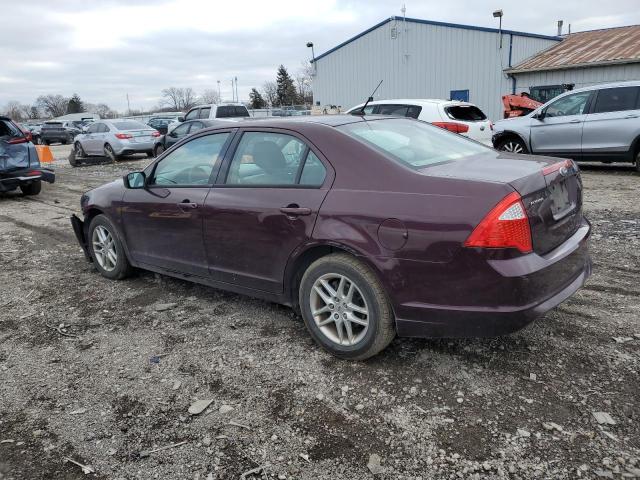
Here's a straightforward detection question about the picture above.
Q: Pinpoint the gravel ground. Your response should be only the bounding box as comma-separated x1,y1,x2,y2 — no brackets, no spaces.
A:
0,146,638,480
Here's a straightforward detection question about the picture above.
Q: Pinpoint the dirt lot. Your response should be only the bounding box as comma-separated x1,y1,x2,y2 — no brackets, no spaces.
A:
0,146,638,480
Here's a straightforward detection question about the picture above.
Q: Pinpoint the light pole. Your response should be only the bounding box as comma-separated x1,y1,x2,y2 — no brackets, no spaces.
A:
306,41,316,75
493,10,503,49
217,80,221,102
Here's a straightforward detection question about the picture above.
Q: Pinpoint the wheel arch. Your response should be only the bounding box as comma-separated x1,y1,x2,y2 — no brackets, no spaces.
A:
284,241,391,314
84,208,134,265
494,130,529,151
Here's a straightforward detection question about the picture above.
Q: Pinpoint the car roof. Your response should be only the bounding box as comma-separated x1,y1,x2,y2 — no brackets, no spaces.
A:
569,80,640,93
198,103,247,108
196,115,403,133
347,98,482,111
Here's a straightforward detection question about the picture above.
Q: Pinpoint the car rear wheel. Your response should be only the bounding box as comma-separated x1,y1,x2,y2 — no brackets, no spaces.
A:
299,253,395,360
497,137,528,154
20,180,41,196
88,215,133,280
104,143,118,163
635,150,640,173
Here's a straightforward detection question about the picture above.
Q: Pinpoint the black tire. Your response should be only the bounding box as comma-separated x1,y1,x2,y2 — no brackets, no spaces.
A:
74,142,87,158
104,143,118,163
68,150,78,167
154,144,164,157
87,215,133,280
20,180,42,196
496,137,528,154
299,253,396,360
61,139,67,145
634,150,640,174
146,150,154,158
44,140,51,146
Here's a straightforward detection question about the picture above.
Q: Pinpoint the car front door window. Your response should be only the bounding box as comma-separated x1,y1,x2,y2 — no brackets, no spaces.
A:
545,92,591,118
184,109,199,121
151,133,230,186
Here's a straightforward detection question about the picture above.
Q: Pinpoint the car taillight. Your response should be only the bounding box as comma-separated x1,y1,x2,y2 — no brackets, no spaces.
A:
27,170,41,176
432,122,470,134
542,159,573,176
489,122,494,131
7,136,29,144
152,131,161,137
464,191,532,253
115,133,132,139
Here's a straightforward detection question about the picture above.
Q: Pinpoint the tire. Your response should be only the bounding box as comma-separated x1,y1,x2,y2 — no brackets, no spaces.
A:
497,137,528,154
61,139,67,145
87,215,133,280
635,150,640,174
68,150,78,167
20,180,41,196
299,253,396,360
154,144,164,157
104,143,118,163
44,140,51,146
146,151,154,158
74,142,87,158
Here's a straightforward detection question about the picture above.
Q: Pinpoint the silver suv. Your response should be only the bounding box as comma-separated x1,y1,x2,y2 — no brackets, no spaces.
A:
493,81,640,171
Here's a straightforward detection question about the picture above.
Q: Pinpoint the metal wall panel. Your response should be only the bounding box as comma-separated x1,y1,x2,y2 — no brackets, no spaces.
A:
512,64,640,92
312,20,558,121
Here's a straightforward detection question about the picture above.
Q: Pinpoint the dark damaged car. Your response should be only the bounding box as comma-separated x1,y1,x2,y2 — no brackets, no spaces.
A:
0,116,55,196
71,115,591,360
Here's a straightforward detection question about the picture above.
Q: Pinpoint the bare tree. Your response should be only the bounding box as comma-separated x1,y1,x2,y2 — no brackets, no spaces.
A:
295,61,314,106
200,89,221,105
3,101,24,121
36,94,69,118
160,87,199,111
262,81,277,107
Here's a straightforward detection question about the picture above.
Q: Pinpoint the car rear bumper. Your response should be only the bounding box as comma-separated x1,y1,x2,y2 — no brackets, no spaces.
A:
392,218,592,338
113,141,154,155
0,167,55,192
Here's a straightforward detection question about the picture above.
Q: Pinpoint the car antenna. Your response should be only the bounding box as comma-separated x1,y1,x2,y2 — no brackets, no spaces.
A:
358,80,383,115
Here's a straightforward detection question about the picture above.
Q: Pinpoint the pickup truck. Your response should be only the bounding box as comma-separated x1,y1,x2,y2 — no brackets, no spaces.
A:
0,116,55,195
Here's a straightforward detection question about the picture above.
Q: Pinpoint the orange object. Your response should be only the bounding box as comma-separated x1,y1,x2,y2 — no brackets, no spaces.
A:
501,93,543,119
35,145,54,163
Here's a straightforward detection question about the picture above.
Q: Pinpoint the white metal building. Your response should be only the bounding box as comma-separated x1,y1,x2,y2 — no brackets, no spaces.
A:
311,16,561,121
506,25,640,99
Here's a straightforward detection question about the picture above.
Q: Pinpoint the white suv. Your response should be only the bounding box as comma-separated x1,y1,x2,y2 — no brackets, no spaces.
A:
180,103,251,122
346,99,493,145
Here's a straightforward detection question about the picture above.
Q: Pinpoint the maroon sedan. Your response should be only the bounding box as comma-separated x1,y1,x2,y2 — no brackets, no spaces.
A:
71,115,591,359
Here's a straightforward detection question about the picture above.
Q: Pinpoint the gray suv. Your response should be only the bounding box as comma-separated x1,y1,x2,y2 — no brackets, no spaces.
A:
493,81,640,171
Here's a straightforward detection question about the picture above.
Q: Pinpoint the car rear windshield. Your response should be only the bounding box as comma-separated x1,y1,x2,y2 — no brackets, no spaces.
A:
338,118,489,169
42,122,63,129
0,120,21,138
445,105,487,121
216,106,250,118
113,121,148,130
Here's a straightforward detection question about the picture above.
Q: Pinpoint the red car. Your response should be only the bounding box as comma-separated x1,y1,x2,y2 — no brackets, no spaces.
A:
71,116,591,359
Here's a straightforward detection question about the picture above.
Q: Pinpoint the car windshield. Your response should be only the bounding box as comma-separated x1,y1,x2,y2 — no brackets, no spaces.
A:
43,122,62,128
113,121,148,130
338,118,489,169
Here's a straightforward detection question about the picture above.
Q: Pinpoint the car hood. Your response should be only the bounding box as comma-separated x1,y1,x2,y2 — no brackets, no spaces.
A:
82,179,125,211
493,115,532,132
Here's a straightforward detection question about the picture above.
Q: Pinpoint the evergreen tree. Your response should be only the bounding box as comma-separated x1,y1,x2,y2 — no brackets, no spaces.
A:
249,88,266,109
275,65,298,106
67,93,85,114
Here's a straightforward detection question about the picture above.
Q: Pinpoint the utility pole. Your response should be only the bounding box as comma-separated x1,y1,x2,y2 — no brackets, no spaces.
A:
217,80,221,102
235,77,239,103
126,93,131,115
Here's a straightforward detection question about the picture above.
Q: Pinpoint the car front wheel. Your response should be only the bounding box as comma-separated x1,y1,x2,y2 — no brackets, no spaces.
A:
88,215,133,280
20,180,41,196
497,137,528,154
299,253,395,360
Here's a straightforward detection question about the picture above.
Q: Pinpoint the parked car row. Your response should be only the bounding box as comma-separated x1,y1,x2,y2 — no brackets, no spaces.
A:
73,120,160,163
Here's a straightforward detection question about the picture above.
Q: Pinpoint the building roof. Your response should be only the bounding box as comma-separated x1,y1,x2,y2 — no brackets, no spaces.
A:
312,16,560,63
506,24,640,73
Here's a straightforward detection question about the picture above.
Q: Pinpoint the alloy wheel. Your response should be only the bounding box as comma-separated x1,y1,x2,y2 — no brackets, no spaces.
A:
92,225,117,272
309,273,369,346
502,141,524,153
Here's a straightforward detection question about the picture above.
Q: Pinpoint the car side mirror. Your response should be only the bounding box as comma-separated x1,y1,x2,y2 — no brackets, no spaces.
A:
533,110,545,120
168,131,177,138
124,171,146,189
178,116,185,122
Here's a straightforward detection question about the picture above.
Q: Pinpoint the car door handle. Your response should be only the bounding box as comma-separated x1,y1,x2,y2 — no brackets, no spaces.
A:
280,206,312,216
625,114,639,118
177,200,198,210
569,119,581,123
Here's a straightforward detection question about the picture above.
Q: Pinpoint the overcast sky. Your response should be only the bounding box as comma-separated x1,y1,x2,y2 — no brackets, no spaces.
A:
1,0,638,112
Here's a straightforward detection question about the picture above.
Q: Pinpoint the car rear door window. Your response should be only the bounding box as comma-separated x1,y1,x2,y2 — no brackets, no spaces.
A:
592,87,640,114
188,121,204,133
378,104,409,116
299,151,326,186
225,132,309,186
151,133,230,186
199,107,211,119
99,124,110,133
86,123,99,133
172,123,191,137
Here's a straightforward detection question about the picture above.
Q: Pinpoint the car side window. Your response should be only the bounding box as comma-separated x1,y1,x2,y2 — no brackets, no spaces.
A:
184,109,199,121
87,123,99,133
545,92,591,118
100,124,111,133
189,121,204,133
592,87,640,114
199,107,211,119
172,123,191,137
378,104,410,116
350,105,375,115
299,151,327,186
225,132,308,186
151,133,229,187
406,105,422,119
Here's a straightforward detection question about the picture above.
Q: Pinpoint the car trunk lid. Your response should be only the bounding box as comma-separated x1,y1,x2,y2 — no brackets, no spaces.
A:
423,152,583,254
